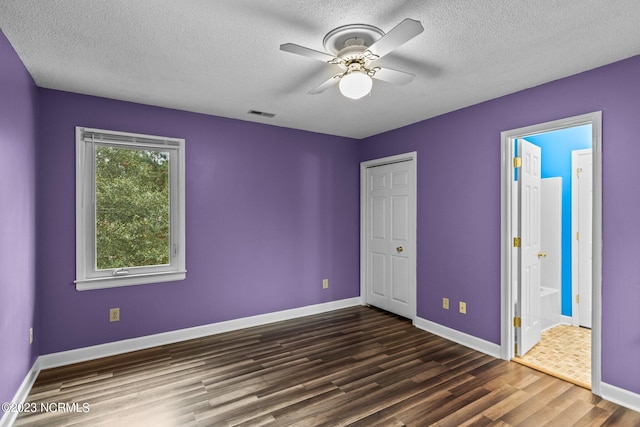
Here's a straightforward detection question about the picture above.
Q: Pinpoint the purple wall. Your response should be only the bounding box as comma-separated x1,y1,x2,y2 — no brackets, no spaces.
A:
0,32,38,411
361,55,640,394
37,90,361,354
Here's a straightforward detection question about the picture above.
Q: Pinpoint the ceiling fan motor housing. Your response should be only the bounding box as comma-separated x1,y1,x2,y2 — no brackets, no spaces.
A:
323,24,385,54
336,45,371,70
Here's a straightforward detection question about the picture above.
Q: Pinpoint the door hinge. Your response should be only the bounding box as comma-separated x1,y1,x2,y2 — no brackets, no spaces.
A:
513,157,522,168
576,294,580,304
513,316,521,328
576,232,580,241
515,343,518,356
577,167,583,178
513,237,521,248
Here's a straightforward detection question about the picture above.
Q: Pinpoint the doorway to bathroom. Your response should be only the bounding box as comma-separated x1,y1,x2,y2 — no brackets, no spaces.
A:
500,112,602,394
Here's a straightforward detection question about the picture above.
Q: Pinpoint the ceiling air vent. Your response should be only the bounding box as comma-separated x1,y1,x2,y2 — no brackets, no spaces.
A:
248,110,276,118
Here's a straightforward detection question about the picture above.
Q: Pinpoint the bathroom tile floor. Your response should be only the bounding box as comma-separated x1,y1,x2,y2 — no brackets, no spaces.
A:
513,324,591,388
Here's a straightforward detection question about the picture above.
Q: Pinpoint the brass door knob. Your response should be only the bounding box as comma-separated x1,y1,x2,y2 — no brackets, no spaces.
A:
396,246,404,252
537,252,547,258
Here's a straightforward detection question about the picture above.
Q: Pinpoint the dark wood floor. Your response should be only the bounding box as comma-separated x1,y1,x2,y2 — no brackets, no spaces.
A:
14,306,640,426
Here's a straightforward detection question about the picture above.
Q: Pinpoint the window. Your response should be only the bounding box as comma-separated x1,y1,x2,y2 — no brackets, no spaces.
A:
75,127,185,290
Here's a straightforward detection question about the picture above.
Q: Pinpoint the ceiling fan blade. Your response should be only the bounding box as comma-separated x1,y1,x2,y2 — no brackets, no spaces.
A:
367,18,424,59
379,52,442,78
372,67,415,86
280,43,337,63
308,73,342,94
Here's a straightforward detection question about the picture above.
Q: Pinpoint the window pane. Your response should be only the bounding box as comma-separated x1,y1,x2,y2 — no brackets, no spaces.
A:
95,146,170,270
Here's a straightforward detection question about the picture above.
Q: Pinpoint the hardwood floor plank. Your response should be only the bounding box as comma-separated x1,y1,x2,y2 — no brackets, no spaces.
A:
572,405,615,427
541,399,596,426
546,384,598,411
268,382,377,426
430,384,521,427
303,379,427,426
601,406,640,426
13,306,640,426
407,387,492,426
345,386,453,427
480,388,531,421
499,379,574,425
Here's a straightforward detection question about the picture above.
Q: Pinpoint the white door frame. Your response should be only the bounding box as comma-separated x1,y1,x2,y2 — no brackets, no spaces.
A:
360,152,417,321
500,112,602,395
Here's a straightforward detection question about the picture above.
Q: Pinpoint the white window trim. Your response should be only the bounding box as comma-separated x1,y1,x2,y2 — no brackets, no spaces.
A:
75,127,186,291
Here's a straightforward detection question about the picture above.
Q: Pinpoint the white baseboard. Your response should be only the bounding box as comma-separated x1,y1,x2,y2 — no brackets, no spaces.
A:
413,316,502,359
39,297,362,370
0,359,41,427
5,302,640,423
413,318,640,414
601,382,640,413
1,297,359,426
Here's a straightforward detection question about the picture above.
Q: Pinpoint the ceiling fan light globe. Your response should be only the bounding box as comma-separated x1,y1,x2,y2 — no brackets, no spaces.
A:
339,71,372,99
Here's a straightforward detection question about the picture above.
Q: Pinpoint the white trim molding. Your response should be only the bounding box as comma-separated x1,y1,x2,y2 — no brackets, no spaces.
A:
75,126,186,291
38,297,362,370
500,111,602,395
414,316,502,359
601,382,640,413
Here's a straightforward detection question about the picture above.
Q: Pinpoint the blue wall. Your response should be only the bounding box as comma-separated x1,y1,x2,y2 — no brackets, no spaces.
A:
524,125,592,316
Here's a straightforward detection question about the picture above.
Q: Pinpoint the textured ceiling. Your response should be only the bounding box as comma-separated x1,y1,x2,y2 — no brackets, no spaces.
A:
1,0,640,139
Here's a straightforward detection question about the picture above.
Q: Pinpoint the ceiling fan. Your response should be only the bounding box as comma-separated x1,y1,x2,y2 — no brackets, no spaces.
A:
280,18,424,100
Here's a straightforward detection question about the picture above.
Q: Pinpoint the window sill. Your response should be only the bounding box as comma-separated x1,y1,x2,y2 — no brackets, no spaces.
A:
75,271,186,291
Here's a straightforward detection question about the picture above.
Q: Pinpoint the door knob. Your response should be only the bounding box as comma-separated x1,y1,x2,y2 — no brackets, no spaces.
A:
537,252,547,258
396,246,404,252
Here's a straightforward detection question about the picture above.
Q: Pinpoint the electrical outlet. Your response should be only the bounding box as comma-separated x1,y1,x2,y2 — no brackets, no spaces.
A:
29,327,33,345
442,298,449,310
109,308,120,322
459,301,467,314
322,279,329,289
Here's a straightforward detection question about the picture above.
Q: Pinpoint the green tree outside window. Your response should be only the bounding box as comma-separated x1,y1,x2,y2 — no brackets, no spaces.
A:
95,146,170,270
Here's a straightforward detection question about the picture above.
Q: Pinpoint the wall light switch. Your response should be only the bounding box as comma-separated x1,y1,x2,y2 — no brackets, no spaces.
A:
29,327,33,344
442,298,449,310
322,279,329,289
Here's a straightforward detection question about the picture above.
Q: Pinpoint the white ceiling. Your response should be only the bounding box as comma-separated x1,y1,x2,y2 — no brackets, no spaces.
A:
2,1,640,139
